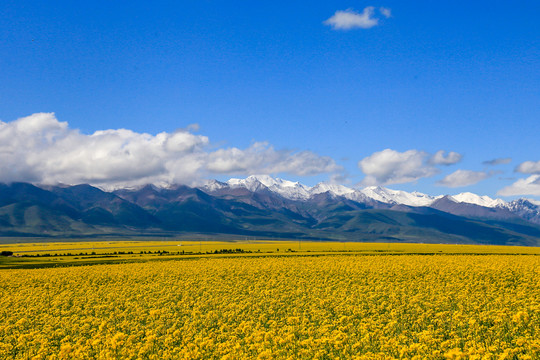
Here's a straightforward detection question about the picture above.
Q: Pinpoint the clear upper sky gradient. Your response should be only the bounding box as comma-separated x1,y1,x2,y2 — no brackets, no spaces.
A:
1,1,539,199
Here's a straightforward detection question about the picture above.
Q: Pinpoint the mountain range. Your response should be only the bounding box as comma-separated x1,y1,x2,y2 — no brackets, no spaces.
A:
1,175,539,246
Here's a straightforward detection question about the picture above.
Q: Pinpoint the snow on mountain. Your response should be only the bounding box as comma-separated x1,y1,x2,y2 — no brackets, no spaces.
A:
447,193,540,225
202,179,228,192
450,192,506,208
504,198,537,211
311,183,355,197
500,198,540,224
358,186,440,207
224,176,440,206
207,176,470,207
227,175,311,200
201,176,540,224
225,176,371,202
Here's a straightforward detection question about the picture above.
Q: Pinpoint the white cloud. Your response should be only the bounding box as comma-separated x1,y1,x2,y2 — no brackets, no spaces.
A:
358,149,439,185
498,175,540,196
483,157,512,166
0,113,341,189
430,150,463,165
436,170,491,188
206,142,341,176
380,7,392,18
515,160,540,174
324,7,379,30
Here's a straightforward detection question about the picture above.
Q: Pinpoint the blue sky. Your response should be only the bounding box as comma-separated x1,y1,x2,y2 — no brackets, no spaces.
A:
1,1,539,198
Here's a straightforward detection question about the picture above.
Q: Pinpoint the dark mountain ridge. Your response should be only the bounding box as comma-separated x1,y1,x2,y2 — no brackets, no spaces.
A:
0,182,538,246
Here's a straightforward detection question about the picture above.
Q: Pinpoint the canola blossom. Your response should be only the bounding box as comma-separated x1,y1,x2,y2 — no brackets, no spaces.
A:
1,255,539,359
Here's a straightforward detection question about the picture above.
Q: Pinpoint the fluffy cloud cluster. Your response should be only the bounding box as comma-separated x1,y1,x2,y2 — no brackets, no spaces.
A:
0,113,341,189
358,149,462,186
437,170,491,188
430,150,462,166
497,160,540,196
516,160,540,174
207,143,338,176
498,175,540,196
324,6,391,30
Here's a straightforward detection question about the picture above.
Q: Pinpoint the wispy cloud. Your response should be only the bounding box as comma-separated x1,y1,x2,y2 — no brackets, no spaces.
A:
324,6,390,30
437,170,491,188
379,7,392,18
483,157,512,166
0,113,342,189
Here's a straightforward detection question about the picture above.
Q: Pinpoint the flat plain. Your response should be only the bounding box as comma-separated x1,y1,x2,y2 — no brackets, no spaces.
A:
1,240,539,359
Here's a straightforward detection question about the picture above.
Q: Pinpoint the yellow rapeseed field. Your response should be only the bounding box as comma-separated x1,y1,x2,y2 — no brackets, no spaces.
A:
1,254,539,359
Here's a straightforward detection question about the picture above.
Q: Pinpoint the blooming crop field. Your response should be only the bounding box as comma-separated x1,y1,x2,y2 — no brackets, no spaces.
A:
3,240,540,270
1,254,539,359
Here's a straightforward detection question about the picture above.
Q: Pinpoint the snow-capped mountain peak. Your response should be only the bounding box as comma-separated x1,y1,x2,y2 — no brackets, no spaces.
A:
449,192,506,208
211,176,444,207
227,175,311,200
199,176,540,225
310,183,355,197
202,179,228,192
359,186,438,207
